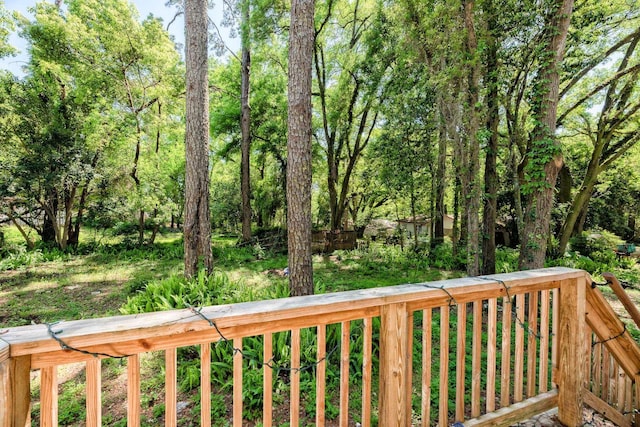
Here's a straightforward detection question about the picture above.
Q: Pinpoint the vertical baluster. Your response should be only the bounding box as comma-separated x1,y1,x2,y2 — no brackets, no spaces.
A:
86,358,101,427
128,354,141,427
610,359,619,407
539,289,550,392
487,298,497,412
455,303,467,422
592,343,602,397
471,300,482,417
634,374,639,427
166,348,177,427
500,296,512,408
602,347,610,403
624,374,632,422
551,288,559,388
439,306,450,427
340,321,350,427
290,330,300,427
514,293,526,402
422,308,432,427
406,312,414,421
617,369,626,411
527,291,539,398
316,327,325,426
362,318,373,427
40,366,58,427
234,337,243,427
201,343,211,427
264,332,273,427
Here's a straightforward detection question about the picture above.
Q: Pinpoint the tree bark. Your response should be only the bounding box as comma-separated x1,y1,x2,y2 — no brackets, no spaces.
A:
518,0,574,270
287,0,315,296
184,0,213,278
432,110,447,249
481,3,499,275
240,0,252,243
464,0,481,276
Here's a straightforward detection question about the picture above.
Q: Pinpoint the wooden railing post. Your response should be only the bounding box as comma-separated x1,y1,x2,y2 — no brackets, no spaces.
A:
0,341,31,427
557,276,587,426
379,302,410,427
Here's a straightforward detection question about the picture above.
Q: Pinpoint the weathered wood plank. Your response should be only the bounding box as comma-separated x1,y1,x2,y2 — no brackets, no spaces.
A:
463,390,558,427
557,276,587,427
3,268,584,359
551,288,559,388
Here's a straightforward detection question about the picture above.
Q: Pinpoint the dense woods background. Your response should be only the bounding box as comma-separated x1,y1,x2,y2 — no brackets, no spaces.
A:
1,0,640,285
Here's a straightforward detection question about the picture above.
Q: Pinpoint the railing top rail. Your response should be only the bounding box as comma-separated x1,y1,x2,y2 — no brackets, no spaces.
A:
1,267,585,362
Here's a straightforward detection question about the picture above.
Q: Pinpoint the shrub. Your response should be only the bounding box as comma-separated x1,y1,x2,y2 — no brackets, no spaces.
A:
569,230,623,258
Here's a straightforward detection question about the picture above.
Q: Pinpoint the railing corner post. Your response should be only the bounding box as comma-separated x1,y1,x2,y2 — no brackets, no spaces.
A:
0,342,31,427
557,275,587,427
379,302,411,427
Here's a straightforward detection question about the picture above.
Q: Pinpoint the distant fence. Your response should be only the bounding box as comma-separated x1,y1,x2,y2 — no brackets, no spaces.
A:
312,230,357,253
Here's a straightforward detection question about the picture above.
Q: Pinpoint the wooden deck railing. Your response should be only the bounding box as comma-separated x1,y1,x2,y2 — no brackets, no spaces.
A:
0,267,638,426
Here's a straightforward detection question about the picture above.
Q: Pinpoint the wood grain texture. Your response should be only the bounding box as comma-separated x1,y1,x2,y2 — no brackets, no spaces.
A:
464,390,558,427
200,343,211,427
557,277,586,427
127,354,140,427
264,333,273,427
3,268,584,360
471,301,482,417
422,308,432,427
455,303,467,421
41,366,58,427
0,354,30,427
315,327,325,427
165,347,177,427
379,303,409,427
440,306,451,426
340,322,350,427
500,296,512,408
233,338,243,427
487,298,498,412
86,359,101,427
362,318,373,427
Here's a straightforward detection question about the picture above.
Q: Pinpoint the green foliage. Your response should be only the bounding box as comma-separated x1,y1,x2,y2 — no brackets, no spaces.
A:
568,230,623,259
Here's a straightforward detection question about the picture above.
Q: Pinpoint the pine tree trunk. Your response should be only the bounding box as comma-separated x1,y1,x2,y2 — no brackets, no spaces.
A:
286,0,315,296
184,0,213,278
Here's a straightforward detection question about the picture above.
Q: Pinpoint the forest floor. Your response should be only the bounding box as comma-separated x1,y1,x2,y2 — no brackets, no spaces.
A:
1,229,639,426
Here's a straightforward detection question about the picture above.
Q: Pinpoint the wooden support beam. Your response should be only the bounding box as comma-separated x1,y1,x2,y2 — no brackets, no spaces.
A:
0,346,31,427
464,390,558,427
379,303,410,427
557,276,587,426
584,390,632,427
602,273,640,329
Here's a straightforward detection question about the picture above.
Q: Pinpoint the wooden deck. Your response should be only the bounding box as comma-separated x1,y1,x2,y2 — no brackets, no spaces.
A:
1,267,638,426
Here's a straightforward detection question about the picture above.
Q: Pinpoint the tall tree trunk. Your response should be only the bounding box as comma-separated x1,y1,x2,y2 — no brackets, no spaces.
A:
481,6,499,275
518,0,574,270
184,0,213,278
240,0,253,243
287,0,315,296
433,111,447,249
464,0,481,276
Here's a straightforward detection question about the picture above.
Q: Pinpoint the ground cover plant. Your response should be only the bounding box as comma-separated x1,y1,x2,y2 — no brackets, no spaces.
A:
1,226,639,425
